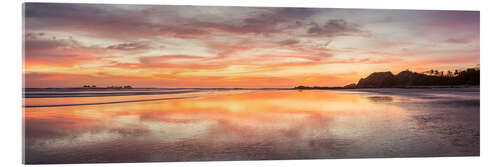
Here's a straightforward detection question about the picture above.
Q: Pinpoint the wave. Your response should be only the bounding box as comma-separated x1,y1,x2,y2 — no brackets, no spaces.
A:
23,89,260,108
23,88,290,98
23,96,199,108
24,90,200,98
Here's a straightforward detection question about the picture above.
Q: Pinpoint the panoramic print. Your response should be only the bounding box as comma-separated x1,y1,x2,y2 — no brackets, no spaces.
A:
23,3,479,164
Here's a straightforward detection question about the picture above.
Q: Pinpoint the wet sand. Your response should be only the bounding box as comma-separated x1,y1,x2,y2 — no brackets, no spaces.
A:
23,88,479,164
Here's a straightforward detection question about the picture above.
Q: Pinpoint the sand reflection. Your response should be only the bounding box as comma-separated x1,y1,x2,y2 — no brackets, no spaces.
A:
24,90,423,163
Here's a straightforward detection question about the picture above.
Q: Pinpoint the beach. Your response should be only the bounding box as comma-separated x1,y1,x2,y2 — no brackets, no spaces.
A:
23,88,479,164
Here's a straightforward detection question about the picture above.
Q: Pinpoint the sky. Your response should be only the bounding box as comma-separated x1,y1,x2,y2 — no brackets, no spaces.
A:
23,3,479,88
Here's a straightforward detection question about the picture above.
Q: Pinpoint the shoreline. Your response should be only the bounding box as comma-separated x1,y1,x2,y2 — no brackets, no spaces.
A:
23,88,479,108
293,85,479,90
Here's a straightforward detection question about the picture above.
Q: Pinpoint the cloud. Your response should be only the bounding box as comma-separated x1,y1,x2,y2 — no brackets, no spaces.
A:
24,3,210,39
139,55,206,64
237,8,317,33
24,32,80,52
188,8,318,35
25,38,67,52
24,3,361,41
392,55,480,68
443,37,472,44
279,39,300,46
24,4,322,40
307,19,361,37
425,11,479,30
106,42,151,51
24,36,98,65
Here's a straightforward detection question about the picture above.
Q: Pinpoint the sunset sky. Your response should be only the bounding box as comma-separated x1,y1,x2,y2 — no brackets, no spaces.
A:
23,3,479,88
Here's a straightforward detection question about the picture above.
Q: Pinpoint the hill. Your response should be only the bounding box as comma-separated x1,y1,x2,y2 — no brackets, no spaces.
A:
355,68,479,88
294,67,479,89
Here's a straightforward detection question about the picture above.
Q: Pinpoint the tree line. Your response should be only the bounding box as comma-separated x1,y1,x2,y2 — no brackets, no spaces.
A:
355,67,479,88
294,67,480,89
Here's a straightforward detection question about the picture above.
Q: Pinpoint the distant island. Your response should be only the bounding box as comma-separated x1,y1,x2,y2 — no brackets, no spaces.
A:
295,67,479,89
81,85,133,89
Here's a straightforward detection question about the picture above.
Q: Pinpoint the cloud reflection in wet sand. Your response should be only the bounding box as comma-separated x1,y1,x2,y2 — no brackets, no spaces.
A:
24,90,479,164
